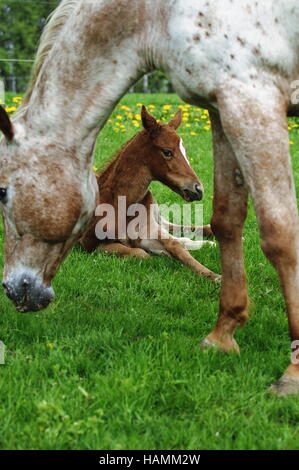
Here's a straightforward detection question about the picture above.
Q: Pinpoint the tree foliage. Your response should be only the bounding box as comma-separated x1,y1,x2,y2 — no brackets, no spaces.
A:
0,0,59,91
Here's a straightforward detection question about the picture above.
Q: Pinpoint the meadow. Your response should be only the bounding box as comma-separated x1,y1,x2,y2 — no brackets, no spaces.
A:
0,93,299,450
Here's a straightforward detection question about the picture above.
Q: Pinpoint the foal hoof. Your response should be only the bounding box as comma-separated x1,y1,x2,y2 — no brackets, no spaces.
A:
269,376,299,397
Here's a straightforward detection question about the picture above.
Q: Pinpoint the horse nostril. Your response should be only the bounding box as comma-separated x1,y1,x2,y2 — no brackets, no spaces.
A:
23,278,29,287
2,282,7,289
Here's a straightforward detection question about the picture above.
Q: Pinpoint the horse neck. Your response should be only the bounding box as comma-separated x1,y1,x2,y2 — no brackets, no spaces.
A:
18,0,167,170
99,132,153,206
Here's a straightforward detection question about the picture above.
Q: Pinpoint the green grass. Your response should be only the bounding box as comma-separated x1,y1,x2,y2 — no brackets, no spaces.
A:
1,93,299,450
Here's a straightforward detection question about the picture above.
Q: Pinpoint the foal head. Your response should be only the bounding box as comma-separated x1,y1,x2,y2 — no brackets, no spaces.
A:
141,106,203,202
0,106,97,312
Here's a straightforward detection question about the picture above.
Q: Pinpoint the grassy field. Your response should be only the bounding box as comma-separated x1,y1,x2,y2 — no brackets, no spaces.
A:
0,93,299,450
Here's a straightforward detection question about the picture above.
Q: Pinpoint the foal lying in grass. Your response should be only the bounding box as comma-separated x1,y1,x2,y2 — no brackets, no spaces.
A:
81,106,220,282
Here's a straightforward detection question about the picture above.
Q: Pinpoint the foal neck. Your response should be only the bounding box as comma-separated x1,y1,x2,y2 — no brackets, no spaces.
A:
99,132,153,206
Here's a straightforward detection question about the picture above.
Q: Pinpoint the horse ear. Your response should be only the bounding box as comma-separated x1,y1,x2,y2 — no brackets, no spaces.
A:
168,109,182,130
0,105,14,141
141,105,161,137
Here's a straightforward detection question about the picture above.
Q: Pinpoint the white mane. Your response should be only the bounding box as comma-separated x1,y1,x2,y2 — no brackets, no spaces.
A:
15,0,79,118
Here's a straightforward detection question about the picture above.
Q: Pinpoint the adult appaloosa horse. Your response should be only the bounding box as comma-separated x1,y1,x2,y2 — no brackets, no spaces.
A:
0,0,299,395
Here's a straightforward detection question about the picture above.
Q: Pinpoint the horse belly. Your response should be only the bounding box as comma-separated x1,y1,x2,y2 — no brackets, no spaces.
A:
165,0,299,107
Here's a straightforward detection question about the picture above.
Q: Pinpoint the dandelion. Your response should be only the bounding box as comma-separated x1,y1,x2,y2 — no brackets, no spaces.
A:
136,103,143,107
116,115,123,120
135,114,141,121
13,96,22,103
93,166,98,172
290,140,295,145
47,343,55,349
163,105,171,110
5,106,16,113
190,131,196,136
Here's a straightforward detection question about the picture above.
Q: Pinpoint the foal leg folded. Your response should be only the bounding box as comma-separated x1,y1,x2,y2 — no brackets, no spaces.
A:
215,81,299,395
98,242,150,259
201,112,249,353
157,233,221,282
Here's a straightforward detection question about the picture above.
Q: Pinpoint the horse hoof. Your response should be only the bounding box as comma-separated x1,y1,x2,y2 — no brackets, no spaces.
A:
200,338,218,350
269,376,299,397
199,336,240,353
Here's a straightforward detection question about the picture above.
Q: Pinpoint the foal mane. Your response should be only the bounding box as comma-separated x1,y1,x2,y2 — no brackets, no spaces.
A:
97,133,143,187
15,0,79,118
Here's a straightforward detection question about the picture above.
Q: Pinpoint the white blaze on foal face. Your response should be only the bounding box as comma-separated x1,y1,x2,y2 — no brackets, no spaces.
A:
179,138,190,166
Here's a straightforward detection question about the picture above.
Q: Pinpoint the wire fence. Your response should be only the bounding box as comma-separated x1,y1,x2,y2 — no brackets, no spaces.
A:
0,58,173,94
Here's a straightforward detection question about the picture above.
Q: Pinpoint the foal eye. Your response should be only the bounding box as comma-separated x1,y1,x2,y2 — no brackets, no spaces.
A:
162,149,173,158
0,187,7,201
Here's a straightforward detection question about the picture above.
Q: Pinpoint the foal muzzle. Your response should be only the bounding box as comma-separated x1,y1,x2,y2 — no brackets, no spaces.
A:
3,272,54,313
182,183,203,202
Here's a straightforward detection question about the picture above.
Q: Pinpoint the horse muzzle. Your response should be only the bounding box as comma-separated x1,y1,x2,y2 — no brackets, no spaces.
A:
2,272,55,313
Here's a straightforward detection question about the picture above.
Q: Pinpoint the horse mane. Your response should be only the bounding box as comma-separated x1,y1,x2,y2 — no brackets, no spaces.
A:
15,0,79,119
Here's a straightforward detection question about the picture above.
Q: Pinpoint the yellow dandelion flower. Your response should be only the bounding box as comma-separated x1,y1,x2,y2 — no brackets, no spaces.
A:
47,343,55,349
201,115,207,119
190,132,196,136
136,103,143,107
290,140,294,145
204,126,211,131
185,123,191,127
93,166,98,172
135,114,141,121
116,115,123,120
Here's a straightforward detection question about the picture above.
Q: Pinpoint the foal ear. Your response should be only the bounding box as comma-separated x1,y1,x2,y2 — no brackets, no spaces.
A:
0,105,14,141
168,109,182,130
141,105,161,137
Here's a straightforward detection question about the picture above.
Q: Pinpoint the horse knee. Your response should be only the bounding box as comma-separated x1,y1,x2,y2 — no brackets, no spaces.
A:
211,211,243,242
260,219,297,267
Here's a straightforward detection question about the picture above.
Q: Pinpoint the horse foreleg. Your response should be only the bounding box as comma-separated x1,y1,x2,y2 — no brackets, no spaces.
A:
201,112,249,353
216,82,299,395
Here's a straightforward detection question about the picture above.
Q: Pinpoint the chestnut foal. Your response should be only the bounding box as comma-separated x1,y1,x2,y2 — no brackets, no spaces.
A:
80,107,220,282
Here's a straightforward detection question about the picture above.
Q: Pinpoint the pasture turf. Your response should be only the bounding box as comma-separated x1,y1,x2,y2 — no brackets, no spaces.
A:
0,93,299,450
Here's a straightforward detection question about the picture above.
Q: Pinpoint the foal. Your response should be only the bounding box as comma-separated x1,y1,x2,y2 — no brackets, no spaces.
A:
80,106,220,282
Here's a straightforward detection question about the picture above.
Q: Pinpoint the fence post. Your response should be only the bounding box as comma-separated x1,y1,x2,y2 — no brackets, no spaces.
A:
0,78,5,105
0,341,5,365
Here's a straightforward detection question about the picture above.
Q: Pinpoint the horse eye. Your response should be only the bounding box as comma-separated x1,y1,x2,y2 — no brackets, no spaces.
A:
162,149,173,158
0,187,7,201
